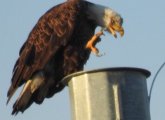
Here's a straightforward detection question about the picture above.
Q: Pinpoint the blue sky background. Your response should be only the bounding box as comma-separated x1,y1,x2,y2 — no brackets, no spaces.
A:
0,0,165,119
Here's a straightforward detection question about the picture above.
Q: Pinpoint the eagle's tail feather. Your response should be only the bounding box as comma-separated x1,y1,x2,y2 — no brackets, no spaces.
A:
7,85,17,105
12,80,33,115
12,75,45,115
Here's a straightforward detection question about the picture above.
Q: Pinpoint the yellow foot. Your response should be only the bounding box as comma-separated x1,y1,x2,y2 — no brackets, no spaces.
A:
86,31,104,56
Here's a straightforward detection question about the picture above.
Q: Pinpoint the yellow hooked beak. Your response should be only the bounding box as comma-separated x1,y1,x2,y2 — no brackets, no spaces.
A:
108,22,124,38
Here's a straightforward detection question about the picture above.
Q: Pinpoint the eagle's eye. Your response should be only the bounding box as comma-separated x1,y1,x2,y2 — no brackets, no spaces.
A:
111,19,115,25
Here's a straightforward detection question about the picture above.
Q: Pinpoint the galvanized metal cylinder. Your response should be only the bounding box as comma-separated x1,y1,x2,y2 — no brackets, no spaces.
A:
63,67,151,120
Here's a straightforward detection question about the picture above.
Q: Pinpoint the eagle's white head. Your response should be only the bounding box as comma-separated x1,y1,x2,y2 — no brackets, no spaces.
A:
87,3,124,37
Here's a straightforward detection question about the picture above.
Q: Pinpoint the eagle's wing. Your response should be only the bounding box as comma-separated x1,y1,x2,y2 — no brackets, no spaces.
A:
7,2,78,104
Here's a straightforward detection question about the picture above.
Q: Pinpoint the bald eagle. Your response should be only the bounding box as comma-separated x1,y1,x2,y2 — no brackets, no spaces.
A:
7,0,124,115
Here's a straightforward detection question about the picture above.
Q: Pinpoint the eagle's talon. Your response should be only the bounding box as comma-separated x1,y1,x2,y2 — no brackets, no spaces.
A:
86,42,99,55
96,52,105,57
86,31,104,56
96,53,103,57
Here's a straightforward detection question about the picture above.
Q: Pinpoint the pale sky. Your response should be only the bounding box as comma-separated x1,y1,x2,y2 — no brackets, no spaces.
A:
0,0,165,120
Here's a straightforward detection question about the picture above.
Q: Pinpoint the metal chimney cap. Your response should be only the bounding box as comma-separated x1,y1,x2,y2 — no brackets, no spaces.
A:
62,67,151,85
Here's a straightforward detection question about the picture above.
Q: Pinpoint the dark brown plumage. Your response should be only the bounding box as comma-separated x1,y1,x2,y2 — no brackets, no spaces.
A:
7,1,98,115
7,0,124,115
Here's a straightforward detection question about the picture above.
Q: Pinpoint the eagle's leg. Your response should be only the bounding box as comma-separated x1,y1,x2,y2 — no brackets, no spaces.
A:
86,31,104,56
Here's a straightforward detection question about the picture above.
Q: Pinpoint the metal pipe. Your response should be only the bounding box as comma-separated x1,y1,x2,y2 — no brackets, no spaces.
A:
62,67,151,120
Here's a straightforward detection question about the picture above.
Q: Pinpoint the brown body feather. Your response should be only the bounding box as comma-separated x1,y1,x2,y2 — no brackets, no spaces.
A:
7,1,99,115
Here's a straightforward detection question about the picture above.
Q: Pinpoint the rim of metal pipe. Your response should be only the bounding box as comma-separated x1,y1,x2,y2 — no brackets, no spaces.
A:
62,67,151,86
